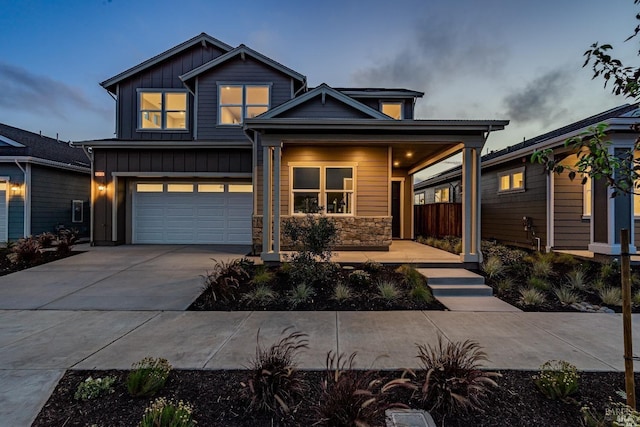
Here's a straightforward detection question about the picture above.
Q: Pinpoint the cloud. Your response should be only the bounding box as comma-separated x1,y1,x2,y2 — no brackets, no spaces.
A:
0,62,108,118
502,68,573,126
352,17,508,94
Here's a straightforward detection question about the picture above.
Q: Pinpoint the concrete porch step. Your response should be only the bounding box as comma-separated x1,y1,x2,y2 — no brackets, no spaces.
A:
437,296,522,312
428,284,493,297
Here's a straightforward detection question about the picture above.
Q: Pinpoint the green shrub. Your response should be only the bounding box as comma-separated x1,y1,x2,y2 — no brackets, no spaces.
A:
482,256,505,280
287,283,316,307
244,329,308,416
554,252,579,266
362,260,384,274
395,264,424,288
410,285,434,304
530,258,554,279
282,213,337,262
139,397,196,427
348,270,371,287
519,288,546,307
554,287,580,306
481,241,527,265
126,357,172,398
590,278,607,292
599,260,620,281
251,266,274,286
74,375,116,401
202,258,252,303
566,266,589,290
633,290,640,307
242,285,277,306
496,278,513,294
599,287,622,306
332,283,352,302
528,276,551,291
533,360,579,401
415,335,499,415
314,351,410,426
377,280,401,302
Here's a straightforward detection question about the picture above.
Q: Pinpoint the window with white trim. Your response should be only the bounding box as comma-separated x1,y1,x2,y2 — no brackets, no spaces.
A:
498,167,525,192
381,102,403,120
583,174,592,217
414,192,425,205
434,187,450,203
291,166,354,214
139,91,187,130
219,84,270,125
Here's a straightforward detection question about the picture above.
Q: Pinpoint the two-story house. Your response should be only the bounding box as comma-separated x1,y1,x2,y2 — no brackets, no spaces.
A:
78,33,508,264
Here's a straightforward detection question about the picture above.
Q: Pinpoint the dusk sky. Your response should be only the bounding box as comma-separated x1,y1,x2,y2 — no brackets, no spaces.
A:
1,0,639,179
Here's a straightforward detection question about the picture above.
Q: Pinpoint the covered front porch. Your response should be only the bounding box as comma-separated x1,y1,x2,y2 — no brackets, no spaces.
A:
329,240,465,267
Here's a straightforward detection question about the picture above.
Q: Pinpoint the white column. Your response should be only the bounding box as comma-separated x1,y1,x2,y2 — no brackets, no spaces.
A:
460,147,472,262
474,148,482,263
261,146,272,257
272,144,282,256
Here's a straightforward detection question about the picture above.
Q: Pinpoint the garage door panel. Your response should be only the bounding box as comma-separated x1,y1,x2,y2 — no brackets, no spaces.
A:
133,182,252,244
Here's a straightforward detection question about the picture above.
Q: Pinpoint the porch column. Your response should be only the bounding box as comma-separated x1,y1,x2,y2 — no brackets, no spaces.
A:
261,146,273,258
460,147,481,263
261,140,282,262
272,144,282,256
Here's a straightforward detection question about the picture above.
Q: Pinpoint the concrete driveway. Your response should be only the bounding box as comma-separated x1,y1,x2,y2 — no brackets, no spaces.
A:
0,244,252,310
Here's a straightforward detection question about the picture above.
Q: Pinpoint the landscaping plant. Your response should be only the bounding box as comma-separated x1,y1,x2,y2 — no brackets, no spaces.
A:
554,287,580,306
566,266,589,290
37,232,56,248
519,288,547,307
348,270,371,287
332,282,352,302
582,401,640,427
243,329,309,417
8,236,41,264
287,283,316,307
533,360,579,401
250,266,274,286
410,285,434,304
56,228,78,254
74,375,116,401
376,279,401,302
599,287,623,306
415,335,500,415
241,284,278,306
395,264,425,288
482,255,505,280
314,351,410,426
126,357,172,398
202,258,252,303
139,397,196,427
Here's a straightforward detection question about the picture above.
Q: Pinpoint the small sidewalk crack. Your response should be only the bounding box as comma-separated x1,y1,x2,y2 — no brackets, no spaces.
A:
202,311,253,368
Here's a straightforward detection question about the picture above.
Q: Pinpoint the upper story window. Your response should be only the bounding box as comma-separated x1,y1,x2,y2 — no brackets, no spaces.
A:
434,187,450,202
498,167,525,193
138,90,187,130
381,102,403,120
291,165,354,215
583,174,592,217
219,84,270,125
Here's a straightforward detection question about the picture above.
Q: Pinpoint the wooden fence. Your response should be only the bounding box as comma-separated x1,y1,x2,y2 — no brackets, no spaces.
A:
414,203,462,238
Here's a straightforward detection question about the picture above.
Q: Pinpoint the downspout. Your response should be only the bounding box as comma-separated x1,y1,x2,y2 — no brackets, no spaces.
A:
14,160,30,237
293,78,308,97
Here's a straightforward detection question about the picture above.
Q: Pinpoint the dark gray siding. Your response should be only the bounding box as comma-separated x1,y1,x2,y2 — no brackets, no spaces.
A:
0,164,24,240
196,57,294,140
354,98,415,119
481,161,547,249
117,43,227,140
278,96,372,119
30,166,90,236
92,148,252,243
553,155,589,249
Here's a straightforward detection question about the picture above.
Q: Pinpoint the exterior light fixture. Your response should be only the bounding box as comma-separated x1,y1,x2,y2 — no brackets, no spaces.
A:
10,183,20,192
406,152,413,158
98,184,106,192
393,161,400,167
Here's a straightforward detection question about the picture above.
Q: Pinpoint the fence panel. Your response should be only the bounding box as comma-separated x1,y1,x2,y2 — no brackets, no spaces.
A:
414,203,462,238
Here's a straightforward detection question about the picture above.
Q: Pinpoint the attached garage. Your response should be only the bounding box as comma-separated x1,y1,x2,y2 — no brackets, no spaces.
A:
132,181,252,244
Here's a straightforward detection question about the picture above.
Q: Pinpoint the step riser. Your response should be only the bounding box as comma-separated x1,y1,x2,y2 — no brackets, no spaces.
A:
428,277,485,285
432,289,493,297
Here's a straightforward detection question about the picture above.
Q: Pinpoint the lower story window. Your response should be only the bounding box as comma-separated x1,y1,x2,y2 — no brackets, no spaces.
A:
498,168,525,192
434,187,450,203
291,166,354,214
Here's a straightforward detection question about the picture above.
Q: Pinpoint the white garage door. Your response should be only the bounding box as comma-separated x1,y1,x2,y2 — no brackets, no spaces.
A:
132,182,252,244
0,182,6,242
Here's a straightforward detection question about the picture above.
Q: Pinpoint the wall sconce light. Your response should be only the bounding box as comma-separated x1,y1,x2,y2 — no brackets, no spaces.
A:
10,183,20,193
97,184,106,192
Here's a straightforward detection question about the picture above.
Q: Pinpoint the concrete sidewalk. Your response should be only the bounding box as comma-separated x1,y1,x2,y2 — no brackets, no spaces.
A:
1,309,639,426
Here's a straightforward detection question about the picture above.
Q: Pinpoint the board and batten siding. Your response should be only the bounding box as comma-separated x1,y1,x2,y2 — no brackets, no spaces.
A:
116,43,227,140
92,148,252,243
30,166,90,236
196,57,294,141
481,161,547,249
278,96,371,119
255,146,388,217
553,154,590,249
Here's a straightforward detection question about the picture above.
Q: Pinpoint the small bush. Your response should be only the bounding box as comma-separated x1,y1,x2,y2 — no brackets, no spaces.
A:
282,213,337,262
496,278,513,294
528,276,550,291
250,266,274,286
287,283,316,307
599,287,622,306
377,279,401,302
9,237,41,264
332,283,352,302
74,375,116,401
519,288,546,307
590,278,606,292
530,258,554,279
37,232,56,249
482,256,505,280
139,397,196,427
533,360,579,401
633,290,640,307
56,228,78,254
415,335,499,415
127,357,172,398
242,285,277,306
395,264,424,288
202,258,251,303
481,241,527,265
554,252,579,266
362,260,384,274
348,270,371,287
566,266,589,290
554,287,580,306
599,260,620,281
314,351,410,426
410,285,434,304
244,329,308,417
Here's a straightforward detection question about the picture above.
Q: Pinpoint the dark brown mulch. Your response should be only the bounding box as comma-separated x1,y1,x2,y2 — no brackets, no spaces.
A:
0,250,81,277
189,265,445,311
33,369,639,426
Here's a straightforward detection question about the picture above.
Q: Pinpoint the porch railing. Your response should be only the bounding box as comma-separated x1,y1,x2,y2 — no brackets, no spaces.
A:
414,203,462,238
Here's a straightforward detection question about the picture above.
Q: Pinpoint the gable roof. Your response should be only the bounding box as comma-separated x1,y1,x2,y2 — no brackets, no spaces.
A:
0,123,90,169
255,83,392,120
335,87,425,99
414,103,640,190
100,33,233,93
179,44,306,89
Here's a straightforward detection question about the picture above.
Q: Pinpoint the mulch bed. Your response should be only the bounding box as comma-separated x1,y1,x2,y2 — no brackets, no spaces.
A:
0,249,81,277
34,369,639,426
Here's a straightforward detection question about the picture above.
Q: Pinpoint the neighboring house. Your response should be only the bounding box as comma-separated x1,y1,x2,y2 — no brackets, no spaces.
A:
77,33,508,264
414,104,640,256
0,123,91,241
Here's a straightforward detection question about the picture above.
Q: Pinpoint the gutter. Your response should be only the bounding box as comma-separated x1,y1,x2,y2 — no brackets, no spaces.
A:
0,157,89,174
